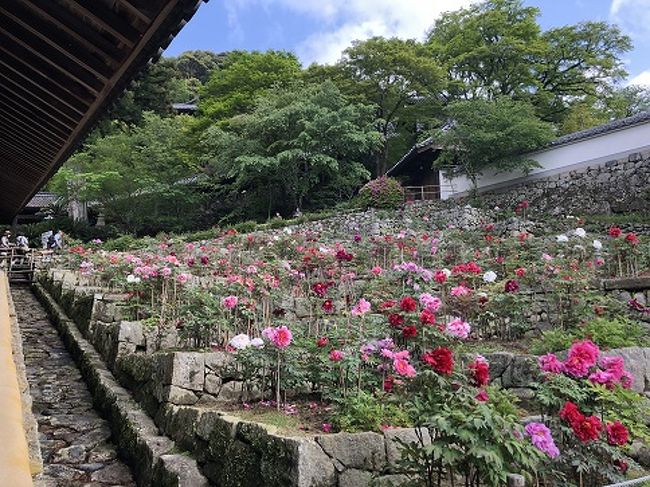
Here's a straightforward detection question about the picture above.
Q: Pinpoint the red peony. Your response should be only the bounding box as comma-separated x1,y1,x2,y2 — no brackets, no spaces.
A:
606,420,629,446
316,336,329,348
514,267,526,277
383,375,395,393
399,296,418,312
388,313,405,327
402,326,417,338
422,347,454,375
469,360,490,386
379,300,396,310
434,270,447,284
419,309,436,325
322,299,334,313
504,279,520,293
609,226,622,238
614,459,629,473
573,415,603,443
625,232,639,246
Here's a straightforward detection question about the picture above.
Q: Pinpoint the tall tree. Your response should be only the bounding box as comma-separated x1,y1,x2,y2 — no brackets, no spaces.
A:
435,98,554,189
427,0,632,125
336,37,445,176
200,81,381,220
198,50,302,125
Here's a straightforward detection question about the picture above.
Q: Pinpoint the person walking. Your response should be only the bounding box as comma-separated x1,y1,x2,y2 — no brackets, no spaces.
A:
41,230,53,250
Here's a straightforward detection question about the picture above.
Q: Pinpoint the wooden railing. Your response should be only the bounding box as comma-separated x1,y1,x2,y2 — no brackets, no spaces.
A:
403,185,442,201
0,248,47,283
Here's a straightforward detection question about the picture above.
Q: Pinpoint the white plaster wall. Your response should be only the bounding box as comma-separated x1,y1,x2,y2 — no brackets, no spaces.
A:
439,121,650,199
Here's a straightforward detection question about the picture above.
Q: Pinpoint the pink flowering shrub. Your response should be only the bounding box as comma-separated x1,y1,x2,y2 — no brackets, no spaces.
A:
356,176,404,209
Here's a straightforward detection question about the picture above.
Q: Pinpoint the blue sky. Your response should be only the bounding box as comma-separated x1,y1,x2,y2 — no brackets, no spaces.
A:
165,0,650,86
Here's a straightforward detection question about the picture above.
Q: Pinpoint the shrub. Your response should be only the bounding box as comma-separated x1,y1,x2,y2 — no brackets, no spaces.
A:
355,176,404,209
333,391,409,432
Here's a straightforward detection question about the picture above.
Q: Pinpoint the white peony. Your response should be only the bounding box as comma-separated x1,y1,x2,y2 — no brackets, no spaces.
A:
593,239,603,251
126,274,141,284
483,271,498,283
442,268,452,277
556,234,569,243
229,334,251,350
574,228,587,238
250,337,264,348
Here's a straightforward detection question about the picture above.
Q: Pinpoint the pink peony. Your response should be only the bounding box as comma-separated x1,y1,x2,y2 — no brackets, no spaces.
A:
393,358,416,378
272,326,292,348
351,298,371,316
329,350,344,362
538,353,564,374
450,284,471,297
525,422,560,458
563,339,599,377
419,293,442,312
176,273,190,284
222,295,239,309
445,318,471,339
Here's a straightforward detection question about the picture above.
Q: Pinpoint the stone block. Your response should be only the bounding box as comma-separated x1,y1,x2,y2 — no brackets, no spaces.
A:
602,347,649,393
384,427,430,468
157,352,205,391
339,468,372,487
483,352,514,380
501,355,539,389
164,385,199,405
296,439,337,487
316,432,386,471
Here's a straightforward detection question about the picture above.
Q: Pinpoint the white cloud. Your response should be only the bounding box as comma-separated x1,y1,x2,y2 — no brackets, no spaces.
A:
628,69,650,87
227,0,475,64
610,0,650,41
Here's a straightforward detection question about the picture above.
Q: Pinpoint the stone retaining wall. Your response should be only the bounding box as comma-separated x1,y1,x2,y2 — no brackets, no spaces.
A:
468,151,650,217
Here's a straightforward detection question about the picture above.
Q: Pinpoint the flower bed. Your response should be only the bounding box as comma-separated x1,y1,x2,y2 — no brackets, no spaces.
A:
41,204,650,485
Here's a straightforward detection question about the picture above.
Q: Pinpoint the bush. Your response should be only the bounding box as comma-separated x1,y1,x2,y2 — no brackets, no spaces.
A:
355,176,404,209
531,318,647,354
333,391,409,432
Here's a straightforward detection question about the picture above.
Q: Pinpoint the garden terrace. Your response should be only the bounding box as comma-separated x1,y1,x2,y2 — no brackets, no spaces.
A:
0,0,207,222
32,202,650,485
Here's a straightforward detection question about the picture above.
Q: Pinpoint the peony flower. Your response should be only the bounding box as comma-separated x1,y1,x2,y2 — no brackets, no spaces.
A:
573,415,603,443
316,337,329,348
483,270,497,283
450,284,471,296
525,422,560,458
625,232,639,245
322,299,334,313
564,339,600,377
388,313,405,327
399,296,418,312
419,293,441,312
559,402,584,427
538,353,564,374
402,326,417,338
419,309,436,325
422,347,454,375
469,358,490,386
556,234,569,243
222,295,239,309
176,273,190,284
250,337,264,348
609,226,622,238
592,239,603,251
272,326,293,348
160,267,172,278
126,274,141,284
371,266,383,276
393,358,416,377
321,423,332,433
351,298,371,316
229,334,251,350
607,421,629,446
574,228,586,238
445,318,471,339
475,389,489,402
504,279,520,293
329,349,344,362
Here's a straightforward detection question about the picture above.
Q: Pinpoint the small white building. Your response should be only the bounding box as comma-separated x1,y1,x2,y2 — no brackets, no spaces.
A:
387,112,650,201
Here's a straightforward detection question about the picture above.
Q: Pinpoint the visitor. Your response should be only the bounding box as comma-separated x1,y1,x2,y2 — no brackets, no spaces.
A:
16,233,29,250
41,230,53,249
47,232,57,250
0,230,11,249
53,230,65,250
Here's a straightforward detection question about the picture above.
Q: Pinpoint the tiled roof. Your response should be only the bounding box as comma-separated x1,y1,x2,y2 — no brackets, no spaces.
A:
25,192,58,209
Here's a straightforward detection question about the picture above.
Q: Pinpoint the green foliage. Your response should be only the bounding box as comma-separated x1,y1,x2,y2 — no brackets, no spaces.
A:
201,81,380,220
199,50,302,124
398,372,543,486
355,176,405,209
531,317,648,354
333,391,410,432
435,97,554,186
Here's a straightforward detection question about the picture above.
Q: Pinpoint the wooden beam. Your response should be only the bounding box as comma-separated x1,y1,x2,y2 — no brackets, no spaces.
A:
60,0,142,47
0,112,67,150
0,131,55,169
115,0,153,24
0,96,72,142
0,77,79,130
0,4,114,82
0,58,90,115
0,87,76,134
21,0,124,66
0,69,83,123
0,42,97,104
0,28,104,95
0,123,59,162
0,146,50,175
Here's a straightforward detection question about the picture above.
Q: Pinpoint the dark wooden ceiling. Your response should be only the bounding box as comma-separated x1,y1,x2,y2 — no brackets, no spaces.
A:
0,0,206,222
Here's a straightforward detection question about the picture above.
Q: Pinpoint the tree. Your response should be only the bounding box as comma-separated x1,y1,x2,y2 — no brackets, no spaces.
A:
176,50,226,83
336,37,445,175
198,50,302,125
427,0,632,125
434,98,554,188
200,81,381,220
51,113,202,234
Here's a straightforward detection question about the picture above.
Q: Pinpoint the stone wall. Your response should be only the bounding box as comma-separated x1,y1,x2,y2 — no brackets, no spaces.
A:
468,151,650,217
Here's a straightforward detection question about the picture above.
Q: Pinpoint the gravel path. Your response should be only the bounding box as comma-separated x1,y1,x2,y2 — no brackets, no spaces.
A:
11,285,135,487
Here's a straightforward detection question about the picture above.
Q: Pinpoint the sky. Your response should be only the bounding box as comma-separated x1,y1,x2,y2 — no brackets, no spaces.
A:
165,0,650,86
